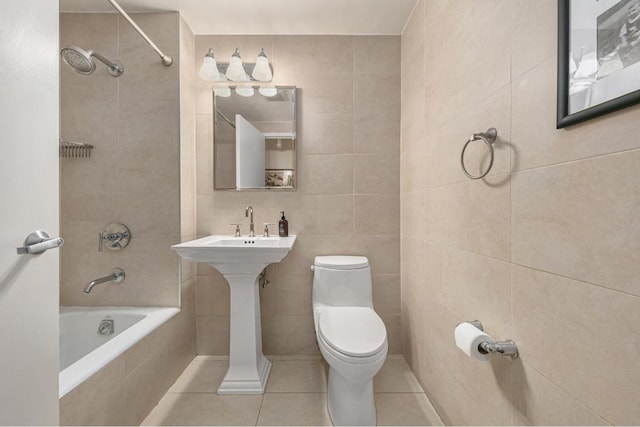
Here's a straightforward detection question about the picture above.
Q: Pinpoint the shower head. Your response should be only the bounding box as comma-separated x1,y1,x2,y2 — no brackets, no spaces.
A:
61,46,94,74
60,46,124,77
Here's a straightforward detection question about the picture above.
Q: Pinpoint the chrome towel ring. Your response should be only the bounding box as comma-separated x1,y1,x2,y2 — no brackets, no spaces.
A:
460,128,497,180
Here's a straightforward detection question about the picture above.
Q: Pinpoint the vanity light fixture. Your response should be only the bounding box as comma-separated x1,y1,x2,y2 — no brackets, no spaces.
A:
198,48,223,81
198,47,274,85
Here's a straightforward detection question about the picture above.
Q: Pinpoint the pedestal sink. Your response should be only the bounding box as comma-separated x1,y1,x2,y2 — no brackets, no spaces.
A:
172,235,296,394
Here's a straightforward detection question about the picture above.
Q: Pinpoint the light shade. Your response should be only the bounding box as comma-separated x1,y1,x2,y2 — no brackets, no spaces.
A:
258,86,277,97
214,85,231,97
198,48,222,81
235,86,255,97
226,48,249,81
252,48,273,82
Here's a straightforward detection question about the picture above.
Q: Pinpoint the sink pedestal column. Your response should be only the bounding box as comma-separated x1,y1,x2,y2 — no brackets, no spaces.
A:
172,236,297,394
217,272,271,394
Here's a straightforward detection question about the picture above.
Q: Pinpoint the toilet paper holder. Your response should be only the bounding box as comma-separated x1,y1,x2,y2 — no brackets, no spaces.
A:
460,320,519,358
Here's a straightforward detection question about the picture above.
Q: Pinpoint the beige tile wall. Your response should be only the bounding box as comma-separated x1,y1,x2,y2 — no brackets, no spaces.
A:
179,15,198,286
60,13,182,307
59,12,196,424
401,0,640,425
194,35,402,355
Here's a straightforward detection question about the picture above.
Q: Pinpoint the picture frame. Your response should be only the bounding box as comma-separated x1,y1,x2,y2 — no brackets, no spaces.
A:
557,0,640,128
265,169,294,188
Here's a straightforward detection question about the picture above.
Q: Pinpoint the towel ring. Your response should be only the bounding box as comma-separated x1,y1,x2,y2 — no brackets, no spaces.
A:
460,128,497,180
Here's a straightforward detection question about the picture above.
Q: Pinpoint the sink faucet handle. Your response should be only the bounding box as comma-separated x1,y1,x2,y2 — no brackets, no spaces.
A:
229,223,242,237
263,223,276,237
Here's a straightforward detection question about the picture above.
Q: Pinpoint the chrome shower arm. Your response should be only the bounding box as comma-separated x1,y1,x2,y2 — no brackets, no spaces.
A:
89,50,124,74
106,0,173,66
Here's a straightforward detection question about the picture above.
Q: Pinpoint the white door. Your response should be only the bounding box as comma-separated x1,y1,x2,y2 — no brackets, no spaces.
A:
0,0,60,424
236,114,266,188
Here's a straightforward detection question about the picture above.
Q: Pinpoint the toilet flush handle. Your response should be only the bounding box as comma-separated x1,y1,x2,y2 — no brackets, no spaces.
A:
310,265,315,272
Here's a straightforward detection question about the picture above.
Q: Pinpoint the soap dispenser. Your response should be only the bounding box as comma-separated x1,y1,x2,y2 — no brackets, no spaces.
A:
279,211,289,237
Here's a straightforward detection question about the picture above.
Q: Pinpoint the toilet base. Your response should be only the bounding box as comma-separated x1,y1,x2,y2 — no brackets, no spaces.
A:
327,366,376,426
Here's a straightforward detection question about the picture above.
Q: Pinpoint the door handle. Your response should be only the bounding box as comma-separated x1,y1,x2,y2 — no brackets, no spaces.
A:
16,231,64,255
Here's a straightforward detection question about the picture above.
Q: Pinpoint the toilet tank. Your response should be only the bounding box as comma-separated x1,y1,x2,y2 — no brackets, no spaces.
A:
312,256,373,309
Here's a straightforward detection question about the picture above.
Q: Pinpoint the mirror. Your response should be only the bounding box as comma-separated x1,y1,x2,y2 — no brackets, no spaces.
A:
214,86,297,190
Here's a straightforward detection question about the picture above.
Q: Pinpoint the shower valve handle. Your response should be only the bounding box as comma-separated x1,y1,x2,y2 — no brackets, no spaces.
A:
98,224,131,252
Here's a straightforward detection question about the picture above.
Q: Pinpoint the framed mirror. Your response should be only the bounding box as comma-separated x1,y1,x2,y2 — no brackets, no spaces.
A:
213,85,297,190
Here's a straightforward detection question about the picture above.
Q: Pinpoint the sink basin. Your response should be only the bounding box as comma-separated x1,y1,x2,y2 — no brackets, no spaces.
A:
171,234,296,394
172,235,296,274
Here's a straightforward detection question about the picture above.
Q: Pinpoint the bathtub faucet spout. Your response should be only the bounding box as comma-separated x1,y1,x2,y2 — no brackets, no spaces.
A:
84,268,125,293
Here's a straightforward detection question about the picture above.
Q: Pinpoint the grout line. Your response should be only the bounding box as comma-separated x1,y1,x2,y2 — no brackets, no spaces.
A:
512,52,555,82
508,0,515,295
509,146,640,175
508,262,640,300
518,360,613,425
254,393,265,427
400,0,421,36
373,391,430,394
402,235,640,300
166,390,221,394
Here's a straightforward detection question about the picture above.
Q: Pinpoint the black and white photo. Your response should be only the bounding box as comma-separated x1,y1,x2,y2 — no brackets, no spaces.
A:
558,0,640,127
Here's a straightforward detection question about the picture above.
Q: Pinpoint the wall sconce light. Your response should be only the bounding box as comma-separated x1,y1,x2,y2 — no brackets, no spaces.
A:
199,47,274,84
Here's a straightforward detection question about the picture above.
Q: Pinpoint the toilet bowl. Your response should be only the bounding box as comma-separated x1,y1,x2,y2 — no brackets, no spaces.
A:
312,256,388,426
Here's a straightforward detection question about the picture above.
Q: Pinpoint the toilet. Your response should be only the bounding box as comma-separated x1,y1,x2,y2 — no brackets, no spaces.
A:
312,256,388,426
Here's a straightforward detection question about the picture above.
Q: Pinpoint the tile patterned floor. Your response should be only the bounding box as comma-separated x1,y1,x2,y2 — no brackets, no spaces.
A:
142,354,443,426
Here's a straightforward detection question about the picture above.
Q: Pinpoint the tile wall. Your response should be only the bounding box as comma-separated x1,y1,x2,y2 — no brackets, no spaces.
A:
179,15,198,308
59,13,197,424
60,12,182,308
194,35,402,355
400,1,640,425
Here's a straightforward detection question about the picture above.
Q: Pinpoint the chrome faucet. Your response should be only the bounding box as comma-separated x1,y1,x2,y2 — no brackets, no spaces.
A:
84,268,125,293
245,206,255,237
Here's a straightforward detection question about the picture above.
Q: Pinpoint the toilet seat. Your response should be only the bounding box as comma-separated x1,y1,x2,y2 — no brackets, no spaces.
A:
318,332,387,366
318,307,387,358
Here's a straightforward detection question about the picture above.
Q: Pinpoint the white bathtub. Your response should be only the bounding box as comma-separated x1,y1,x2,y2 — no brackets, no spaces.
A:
59,306,179,398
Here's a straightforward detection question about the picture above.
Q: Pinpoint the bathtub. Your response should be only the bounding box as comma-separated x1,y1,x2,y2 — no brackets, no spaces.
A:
59,306,179,398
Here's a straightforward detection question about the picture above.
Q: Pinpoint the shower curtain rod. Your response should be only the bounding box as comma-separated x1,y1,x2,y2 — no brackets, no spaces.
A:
106,0,173,66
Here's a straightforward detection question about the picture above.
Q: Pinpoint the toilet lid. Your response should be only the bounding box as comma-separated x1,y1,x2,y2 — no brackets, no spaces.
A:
314,256,369,270
318,307,387,357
